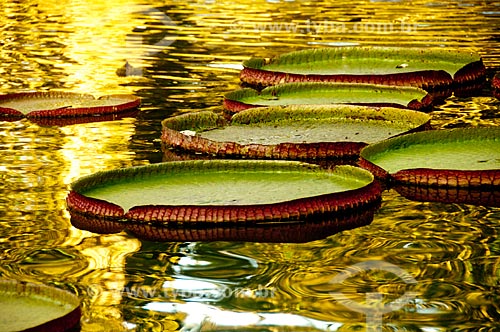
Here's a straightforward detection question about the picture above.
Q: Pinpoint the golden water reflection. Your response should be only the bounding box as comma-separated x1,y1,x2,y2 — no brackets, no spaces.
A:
0,0,500,331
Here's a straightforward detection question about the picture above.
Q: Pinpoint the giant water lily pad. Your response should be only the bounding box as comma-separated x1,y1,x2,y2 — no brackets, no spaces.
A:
223,83,431,115
240,47,486,91
66,160,382,230
162,105,431,160
359,127,500,187
0,92,140,121
0,279,81,332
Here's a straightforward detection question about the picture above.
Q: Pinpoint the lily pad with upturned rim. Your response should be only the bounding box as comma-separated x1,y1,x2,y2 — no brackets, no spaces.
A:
66,160,382,227
240,47,486,92
359,127,500,187
0,91,140,121
223,82,432,115
0,279,81,332
161,105,431,160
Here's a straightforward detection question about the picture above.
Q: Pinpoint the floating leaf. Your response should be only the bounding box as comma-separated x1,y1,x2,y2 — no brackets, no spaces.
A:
223,82,431,115
161,105,430,160
359,127,500,188
0,92,140,123
240,47,486,92
66,160,382,230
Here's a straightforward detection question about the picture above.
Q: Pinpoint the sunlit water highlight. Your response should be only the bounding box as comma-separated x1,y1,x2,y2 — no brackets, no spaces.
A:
1,0,500,331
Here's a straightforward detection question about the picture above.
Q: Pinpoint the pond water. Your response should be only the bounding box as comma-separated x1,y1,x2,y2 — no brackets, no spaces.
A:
1,0,500,331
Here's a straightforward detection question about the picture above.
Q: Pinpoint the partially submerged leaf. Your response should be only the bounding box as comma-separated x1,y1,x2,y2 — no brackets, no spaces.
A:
359,127,500,187
223,82,431,114
240,47,486,91
162,105,430,160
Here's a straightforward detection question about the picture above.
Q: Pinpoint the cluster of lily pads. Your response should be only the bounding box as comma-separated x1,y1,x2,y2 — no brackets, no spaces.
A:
2,47,498,246
2,47,500,331
65,47,500,246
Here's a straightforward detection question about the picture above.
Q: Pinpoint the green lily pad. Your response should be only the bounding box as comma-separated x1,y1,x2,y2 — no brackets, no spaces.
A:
240,47,486,91
161,105,430,160
66,160,382,225
0,279,81,332
223,82,431,115
0,91,140,121
359,127,500,187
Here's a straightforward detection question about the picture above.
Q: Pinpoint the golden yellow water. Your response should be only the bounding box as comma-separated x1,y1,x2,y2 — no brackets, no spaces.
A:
1,0,500,331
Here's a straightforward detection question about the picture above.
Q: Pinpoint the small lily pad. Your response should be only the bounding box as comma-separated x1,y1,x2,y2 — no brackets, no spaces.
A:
240,47,486,91
0,279,81,332
223,82,431,115
162,105,430,160
0,91,140,121
359,127,500,187
66,160,382,227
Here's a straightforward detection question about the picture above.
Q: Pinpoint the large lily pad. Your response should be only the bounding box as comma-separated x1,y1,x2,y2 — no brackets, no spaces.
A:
223,82,431,115
359,127,500,187
66,160,382,227
0,279,81,332
0,92,140,121
161,105,431,160
240,47,486,92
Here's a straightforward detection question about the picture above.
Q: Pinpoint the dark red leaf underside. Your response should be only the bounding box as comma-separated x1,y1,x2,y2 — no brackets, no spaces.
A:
393,168,500,187
395,184,500,208
162,126,367,160
123,181,381,223
240,68,453,91
66,191,124,218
